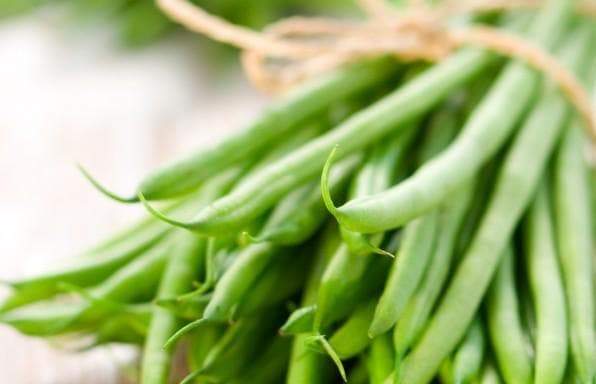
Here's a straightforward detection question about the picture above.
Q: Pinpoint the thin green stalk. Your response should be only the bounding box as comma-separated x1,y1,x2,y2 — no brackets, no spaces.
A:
554,122,595,383
367,333,395,384
140,231,205,384
524,182,568,384
286,224,339,384
486,248,533,384
452,317,486,384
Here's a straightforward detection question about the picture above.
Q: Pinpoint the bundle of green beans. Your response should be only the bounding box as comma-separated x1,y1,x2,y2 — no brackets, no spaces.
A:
2,2,595,383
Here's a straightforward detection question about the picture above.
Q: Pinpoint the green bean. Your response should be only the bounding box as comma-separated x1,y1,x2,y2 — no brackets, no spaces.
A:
1,171,239,313
236,122,327,186
227,337,292,384
0,301,94,336
203,157,361,322
248,154,360,245
199,235,237,293
88,236,175,302
156,293,211,320
554,122,595,383
439,359,455,384
248,183,319,243
84,59,397,202
92,304,152,346
328,298,376,359
348,359,369,384
487,248,533,384
0,223,169,312
156,125,326,294
591,167,596,240
415,99,465,165
369,212,439,337
0,234,176,336
236,244,310,316
452,317,486,384
325,6,569,234
366,333,395,384
196,243,308,321
523,182,567,384
398,19,591,383
388,96,472,353
315,131,414,330
280,305,316,335
518,277,537,350
339,125,417,256
480,360,503,384
145,46,498,235
155,156,357,321
455,161,498,255
202,242,279,321
287,223,339,384
393,181,474,356
288,332,334,384
141,231,205,384
83,203,171,255
344,97,462,338
315,242,392,330
186,323,224,373
182,311,283,383
0,293,151,338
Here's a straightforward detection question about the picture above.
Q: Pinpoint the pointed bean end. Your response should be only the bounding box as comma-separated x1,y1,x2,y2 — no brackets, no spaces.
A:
139,192,195,231
321,146,341,218
164,318,207,349
77,163,138,203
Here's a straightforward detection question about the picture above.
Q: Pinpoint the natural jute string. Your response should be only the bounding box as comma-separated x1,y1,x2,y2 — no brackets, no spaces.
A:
155,0,596,142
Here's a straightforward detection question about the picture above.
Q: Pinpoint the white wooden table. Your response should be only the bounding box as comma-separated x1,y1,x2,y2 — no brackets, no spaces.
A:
0,10,266,383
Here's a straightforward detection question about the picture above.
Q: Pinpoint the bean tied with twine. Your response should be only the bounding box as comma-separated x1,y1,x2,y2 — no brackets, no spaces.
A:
156,0,596,143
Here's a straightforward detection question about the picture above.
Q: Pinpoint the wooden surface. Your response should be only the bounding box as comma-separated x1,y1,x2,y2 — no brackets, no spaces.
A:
0,11,266,383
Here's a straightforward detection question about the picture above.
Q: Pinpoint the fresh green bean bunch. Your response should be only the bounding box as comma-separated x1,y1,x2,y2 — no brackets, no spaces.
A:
2,2,595,384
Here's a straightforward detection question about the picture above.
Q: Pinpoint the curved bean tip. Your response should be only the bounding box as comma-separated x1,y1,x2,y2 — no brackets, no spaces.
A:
77,163,138,203
179,368,205,384
321,145,341,217
368,321,383,339
311,333,347,382
164,317,207,349
372,245,395,259
138,192,196,231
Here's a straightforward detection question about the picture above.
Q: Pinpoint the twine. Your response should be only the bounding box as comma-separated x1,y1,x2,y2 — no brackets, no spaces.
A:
156,0,596,142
